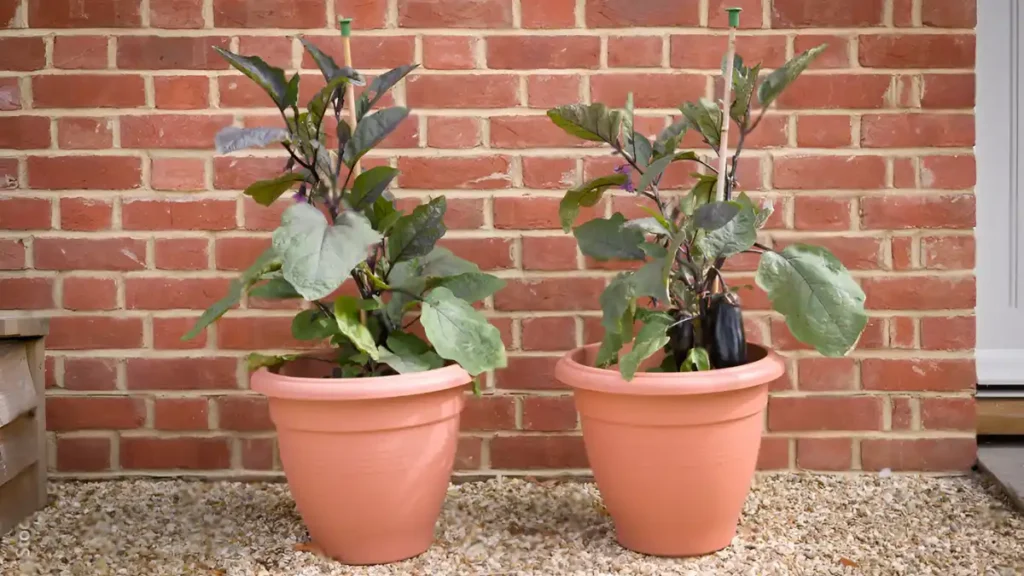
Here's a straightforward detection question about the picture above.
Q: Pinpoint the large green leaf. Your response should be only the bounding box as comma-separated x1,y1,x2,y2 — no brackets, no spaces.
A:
272,203,382,300
559,174,626,232
385,247,479,324
693,201,741,231
653,120,687,158
183,249,279,340
758,44,827,109
350,166,399,211
573,213,646,261
427,272,505,303
637,154,672,195
547,103,623,144
618,312,672,380
334,296,379,360
291,308,337,340
243,172,307,206
697,202,757,259
631,260,669,301
600,273,635,337
307,75,357,129
679,174,717,216
421,287,506,376
300,38,366,85
731,62,761,123
680,98,723,150
755,244,868,357
377,331,444,373
343,106,409,168
357,64,419,120
247,276,301,300
246,353,300,371
214,47,290,110
215,127,289,155
387,196,446,264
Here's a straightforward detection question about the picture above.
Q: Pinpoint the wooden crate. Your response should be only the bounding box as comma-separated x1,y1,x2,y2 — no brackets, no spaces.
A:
0,317,48,536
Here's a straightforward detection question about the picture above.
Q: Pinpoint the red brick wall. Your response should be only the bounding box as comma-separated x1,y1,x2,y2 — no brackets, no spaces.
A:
0,0,976,477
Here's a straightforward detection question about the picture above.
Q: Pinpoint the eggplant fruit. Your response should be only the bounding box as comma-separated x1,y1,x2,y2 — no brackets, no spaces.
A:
704,293,747,369
666,311,695,369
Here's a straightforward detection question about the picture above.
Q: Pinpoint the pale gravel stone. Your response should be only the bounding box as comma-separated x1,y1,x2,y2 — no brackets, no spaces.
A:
1,474,1021,575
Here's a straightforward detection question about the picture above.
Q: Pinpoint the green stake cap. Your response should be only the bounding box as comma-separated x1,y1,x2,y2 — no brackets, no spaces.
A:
726,7,742,28
339,17,352,37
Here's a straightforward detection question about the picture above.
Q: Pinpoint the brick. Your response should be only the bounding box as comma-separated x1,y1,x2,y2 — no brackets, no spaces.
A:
426,117,481,148
461,396,516,431
121,437,231,470
922,0,976,28
708,0,763,28
62,276,117,310
152,158,207,191
522,316,577,351
0,239,26,270
57,118,113,150
861,438,976,471
47,316,143,350
490,116,592,149
861,358,975,392
921,74,974,109
241,438,275,470
0,38,42,70
47,396,145,431
213,0,325,26
757,437,790,470
861,114,973,148
607,36,662,68
154,316,208,349
56,437,111,472
770,0,883,27
406,74,518,108
242,197,289,231
28,0,140,27
522,396,577,431
522,157,577,189
455,437,482,470
123,199,236,231
216,316,313,350
893,158,916,189
34,74,145,108
35,237,146,270
422,36,476,70
218,396,272,431
154,77,210,110
336,0,387,28
444,198,485,229
488,36,599,69
151,0,205,27
117,36,231,70
776,74,891,109
398,156,511,189
921,235,974,270
889,316,915,348
796,115,852,148
494,196,603,230
45,358,56,389
495,356,563,390
152,239,209,272
521,0,575,28
793,196,851,231
920,316,975,351
920,155,975,189
586,0,699,27
590,73,705,108
59,197,112,231
126,357,238,390
218,75,277,108
64,358,117,390
522,236,578,271
52,36,107,69
796,438,852,471
859,35,974,69
121,115,232,149
0,278,53,309
527,75,582,108
126,277,232,310
490,435,587,469
438,238,513,270
860,194,975,230
301,35,415,71
773,155,886,189
0,116,50,149
863,275,975,310
794,35,850,69
154,398,208,431
495,278,603,311
767,396,883,431
0,198,50,230
27,156,141,190
238,36,293,69
0,78,20,110
215,237,271,271
797,358,856,391
671,35,786,69
398,0,512,28
0,158,15,188
921,397,974,431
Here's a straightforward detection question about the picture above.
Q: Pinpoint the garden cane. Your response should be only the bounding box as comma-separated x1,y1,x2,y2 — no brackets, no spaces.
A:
714,7,741,204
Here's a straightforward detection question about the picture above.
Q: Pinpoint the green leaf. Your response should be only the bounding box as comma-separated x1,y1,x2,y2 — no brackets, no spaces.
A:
731,62,761,123
595,330,624,368
618,313,672,380
387,331,431,356
247,276,301,300
300,38,366,85
637,154,672,195
680,174,717,217
654,120,687,157
387,196,446,264
385,247,480,325
272,203,382,300
421,287,507,376
291,308,337,340
631,260,669,301
559,174,627,232
246,353,299,371
427,272,505,303
378,347,444,374
624,217,669,236
243,172,307,206
632,134,653,169
697,202,757,259
573,213,646,261
755,244,867,357
681,346,711,372
343,106,410,168
547,103,623,144
755,199,775,229
641,241,668,258
693,201,741,231
215,127,289,155
334,296,379,360
758,44,827,109
600,273,635,336
183,249,279,340
214,47,289,110
680,98,723,150
285,74,300,109
350,165,399,211
307,75,357,129
365,194,399,230
359,64,418,120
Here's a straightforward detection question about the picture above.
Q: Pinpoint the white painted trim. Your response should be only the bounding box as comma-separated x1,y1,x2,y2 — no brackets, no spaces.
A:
976,350,1024,386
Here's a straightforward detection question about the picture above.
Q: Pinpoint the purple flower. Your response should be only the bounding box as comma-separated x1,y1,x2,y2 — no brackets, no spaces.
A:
292,183,308,203
614,164,635,192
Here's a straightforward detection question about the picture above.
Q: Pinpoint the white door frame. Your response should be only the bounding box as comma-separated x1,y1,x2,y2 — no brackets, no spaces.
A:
977,0,1024,389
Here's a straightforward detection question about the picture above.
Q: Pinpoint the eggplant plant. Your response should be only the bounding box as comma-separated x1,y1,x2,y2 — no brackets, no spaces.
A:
547,45,868,380
183,40,507,379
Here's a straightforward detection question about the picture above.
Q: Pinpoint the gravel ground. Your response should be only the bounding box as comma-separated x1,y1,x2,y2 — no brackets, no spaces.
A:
1,474,1021,576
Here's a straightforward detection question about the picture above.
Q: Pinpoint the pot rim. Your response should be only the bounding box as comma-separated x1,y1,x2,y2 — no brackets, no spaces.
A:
555,342,786,396
250,362,472,401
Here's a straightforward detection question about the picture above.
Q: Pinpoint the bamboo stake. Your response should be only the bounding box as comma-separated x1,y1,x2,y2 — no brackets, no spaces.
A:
714,7,742,203
340,17,361,176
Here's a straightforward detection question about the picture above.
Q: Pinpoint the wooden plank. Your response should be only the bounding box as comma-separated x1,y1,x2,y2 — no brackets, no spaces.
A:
0,412,37,486
978,398,1024,435
24,336,46,509
0,317,48,338
0,463,42,536
0,343,36,427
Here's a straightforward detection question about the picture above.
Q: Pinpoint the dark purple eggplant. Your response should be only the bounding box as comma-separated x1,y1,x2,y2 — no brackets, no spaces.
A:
704,293,747,369
666,310,695,370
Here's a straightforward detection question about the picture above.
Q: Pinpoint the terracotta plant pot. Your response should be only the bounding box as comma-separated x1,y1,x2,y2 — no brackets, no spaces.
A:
251,356,471,565
555,343,785,557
